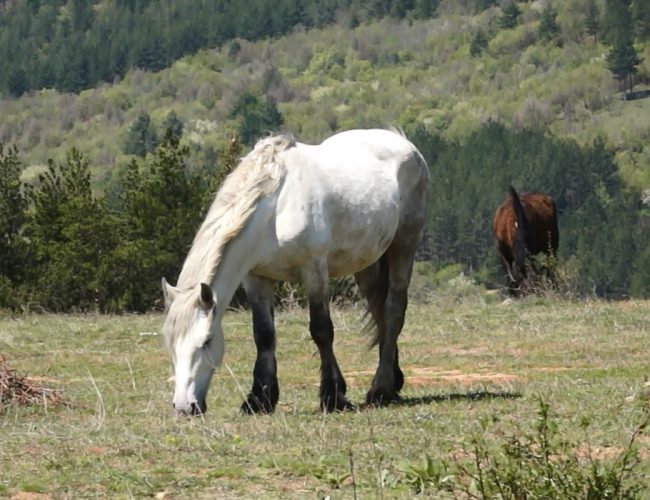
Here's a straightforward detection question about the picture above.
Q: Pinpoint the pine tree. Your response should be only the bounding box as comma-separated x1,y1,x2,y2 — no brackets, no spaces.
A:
25,149,122,311
499,2,521,29
606,34,643,95
0,144,30,306
603,0,632,46
539,4,560,42
586,0,601,43
631,0,650,40
163,111,184,142
470,30,489,56
117,132,209,309
229,93,284,146
124,111,159,157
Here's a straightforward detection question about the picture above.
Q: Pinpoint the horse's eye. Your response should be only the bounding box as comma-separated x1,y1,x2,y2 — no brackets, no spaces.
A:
202,337,212,350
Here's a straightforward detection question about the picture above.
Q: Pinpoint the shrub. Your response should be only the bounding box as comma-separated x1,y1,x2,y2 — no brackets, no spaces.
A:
399,397,649,497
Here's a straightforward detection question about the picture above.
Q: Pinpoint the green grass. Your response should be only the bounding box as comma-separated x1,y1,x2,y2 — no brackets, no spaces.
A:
1,298,649,498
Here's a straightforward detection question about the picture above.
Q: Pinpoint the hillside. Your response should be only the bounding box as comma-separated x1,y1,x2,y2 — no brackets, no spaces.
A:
1,0,649,192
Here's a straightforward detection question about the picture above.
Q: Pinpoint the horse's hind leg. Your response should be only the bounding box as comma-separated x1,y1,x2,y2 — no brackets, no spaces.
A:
304,260,353,412
366,231,420,406
355,262,404,393
241,275,279,414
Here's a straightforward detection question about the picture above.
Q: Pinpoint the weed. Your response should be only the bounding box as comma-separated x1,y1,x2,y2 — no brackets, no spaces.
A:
398,454,454,494
458,397,647,499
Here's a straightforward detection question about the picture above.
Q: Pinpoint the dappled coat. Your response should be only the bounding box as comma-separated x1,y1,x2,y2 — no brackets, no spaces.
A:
493,186,559,290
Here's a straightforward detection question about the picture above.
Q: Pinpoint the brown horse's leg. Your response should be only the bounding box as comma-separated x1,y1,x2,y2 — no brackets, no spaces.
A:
304,261,353,412
241,275,279,414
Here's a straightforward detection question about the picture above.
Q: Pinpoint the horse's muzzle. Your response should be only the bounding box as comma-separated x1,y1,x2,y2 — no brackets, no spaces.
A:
174,400,207,416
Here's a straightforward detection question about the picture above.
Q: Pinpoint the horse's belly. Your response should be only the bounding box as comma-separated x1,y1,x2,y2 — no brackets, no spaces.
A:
251,208,398,281
326,221,397,277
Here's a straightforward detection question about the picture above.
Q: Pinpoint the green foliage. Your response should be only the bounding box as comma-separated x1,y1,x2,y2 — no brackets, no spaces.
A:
116,132,210,310
229,92,284,146
162,111,184,143
399,455,453,494
539,4,560,42
586,0,602,43
458,398,647,499
632,0,650,40
123,111,159,157
606,35,644,93
396,398,647,497
603,0,634,46
0,0,442,96
2,113,650,311
469,29,489,57
0,144,30,307
24,149,123,311
0,133,243,312
411,121,648,298
603,0,644,92
499,2,521,30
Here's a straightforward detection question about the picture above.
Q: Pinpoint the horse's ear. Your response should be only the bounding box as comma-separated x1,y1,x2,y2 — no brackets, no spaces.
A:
161,278,179,307
199,283,214,310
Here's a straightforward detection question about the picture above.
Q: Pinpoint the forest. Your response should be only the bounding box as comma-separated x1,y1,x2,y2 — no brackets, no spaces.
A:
1,0,650,311
0,0,443,96
2,119,648,312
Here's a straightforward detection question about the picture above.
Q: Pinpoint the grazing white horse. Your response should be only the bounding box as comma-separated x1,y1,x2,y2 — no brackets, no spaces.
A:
162,128,430,415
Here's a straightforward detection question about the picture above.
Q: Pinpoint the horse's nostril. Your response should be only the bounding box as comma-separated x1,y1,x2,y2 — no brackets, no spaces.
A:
190,401,206,416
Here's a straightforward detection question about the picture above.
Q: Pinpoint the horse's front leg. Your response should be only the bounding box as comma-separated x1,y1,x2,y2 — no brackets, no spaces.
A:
241,275,279,414
304,262,354,412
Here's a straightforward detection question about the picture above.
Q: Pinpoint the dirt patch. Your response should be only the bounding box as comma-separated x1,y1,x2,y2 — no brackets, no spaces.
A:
612,299,650,311
576,444,625,462
346,366,523,387
11,493,50,500
406,367,522,386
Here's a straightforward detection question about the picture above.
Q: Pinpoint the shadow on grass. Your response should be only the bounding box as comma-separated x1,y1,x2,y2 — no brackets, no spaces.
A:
357,390,523,411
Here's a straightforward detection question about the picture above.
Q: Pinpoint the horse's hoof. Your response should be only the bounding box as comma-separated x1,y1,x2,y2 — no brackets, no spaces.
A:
320,393,356,413
240,394,275,415
365,389,400,407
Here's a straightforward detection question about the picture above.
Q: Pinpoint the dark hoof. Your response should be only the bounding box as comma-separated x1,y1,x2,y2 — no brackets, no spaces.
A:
320,393,356,413
240,393,276,414
365,388,400,407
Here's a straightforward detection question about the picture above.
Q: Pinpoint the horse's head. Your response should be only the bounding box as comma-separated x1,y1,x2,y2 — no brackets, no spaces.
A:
161,278,224,416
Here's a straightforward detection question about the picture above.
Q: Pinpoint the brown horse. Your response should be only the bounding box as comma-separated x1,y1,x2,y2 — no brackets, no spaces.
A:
493,186,559,293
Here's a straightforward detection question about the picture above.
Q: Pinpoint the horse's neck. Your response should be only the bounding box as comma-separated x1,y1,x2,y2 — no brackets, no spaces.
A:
208,209,271,318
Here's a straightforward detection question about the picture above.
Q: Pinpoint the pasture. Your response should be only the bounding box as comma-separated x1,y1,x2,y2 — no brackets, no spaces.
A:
1,297,649,498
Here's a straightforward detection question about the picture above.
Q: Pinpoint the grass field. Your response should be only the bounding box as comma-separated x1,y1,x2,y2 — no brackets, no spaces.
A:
1,297,649,498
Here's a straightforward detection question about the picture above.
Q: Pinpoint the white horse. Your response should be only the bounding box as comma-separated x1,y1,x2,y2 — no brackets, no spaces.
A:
162,128,430,415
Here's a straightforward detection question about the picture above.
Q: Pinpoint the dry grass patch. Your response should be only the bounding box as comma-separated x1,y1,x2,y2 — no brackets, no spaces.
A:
0,300,648,497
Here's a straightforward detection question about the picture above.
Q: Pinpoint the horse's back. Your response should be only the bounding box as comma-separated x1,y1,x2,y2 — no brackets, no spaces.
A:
493,190,558,256
318,128,429,208
521,192,558,253
253,129,429,280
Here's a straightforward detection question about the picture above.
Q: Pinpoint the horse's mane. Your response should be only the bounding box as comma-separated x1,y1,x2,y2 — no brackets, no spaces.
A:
176,133,296,287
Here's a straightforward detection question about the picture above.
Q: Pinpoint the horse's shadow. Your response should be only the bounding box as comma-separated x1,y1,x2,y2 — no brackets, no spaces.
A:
357,389,522,411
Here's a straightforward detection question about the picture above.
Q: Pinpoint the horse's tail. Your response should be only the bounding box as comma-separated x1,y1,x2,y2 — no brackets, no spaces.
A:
364,253,390,347
509,186,530,270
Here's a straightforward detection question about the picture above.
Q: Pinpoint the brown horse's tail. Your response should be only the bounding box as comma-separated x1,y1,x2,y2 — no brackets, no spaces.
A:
509,186,530,272
364,252,390,347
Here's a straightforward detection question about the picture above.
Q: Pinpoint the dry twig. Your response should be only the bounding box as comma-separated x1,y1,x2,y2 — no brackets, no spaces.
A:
0,355,65,409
